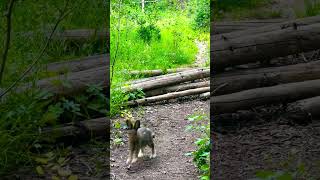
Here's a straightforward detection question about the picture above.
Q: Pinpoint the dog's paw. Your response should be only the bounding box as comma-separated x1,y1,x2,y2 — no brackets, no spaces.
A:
138,150,144,158
126,158,131,164
132,157,138,163
150,152,156,159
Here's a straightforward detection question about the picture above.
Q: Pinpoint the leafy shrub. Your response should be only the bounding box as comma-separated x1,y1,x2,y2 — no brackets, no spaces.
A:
191,0,210,29
185,113,210,180
137,24,161,43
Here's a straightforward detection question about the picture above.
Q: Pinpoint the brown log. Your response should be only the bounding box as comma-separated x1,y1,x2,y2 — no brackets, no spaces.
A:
21,66,109,96
284,96,320,123
128,87,210,106
126,67,193,77
212,19,286,35
145,80,209,97
42,117,109,144
200,92,210,99
45,54,109,74
212,22,320,71
213,15,320,41
211,79,320,114
124,68,210,92
213,60,320,95
52,29,109,43
128,67,207,85
21,29,109,44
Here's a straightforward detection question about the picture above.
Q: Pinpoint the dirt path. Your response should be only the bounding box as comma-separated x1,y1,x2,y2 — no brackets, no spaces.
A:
213,118,320,179
212,1,320,179
111,100,209,180
194,40,209,67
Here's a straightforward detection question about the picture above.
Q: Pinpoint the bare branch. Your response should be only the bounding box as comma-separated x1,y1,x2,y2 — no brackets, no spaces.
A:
0,0,75,99
0,0,15,85
110,0,123,86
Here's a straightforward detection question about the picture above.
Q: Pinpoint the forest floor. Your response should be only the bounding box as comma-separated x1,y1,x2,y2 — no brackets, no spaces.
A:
111,100,209,180
212,0,320,179
110,38,209,180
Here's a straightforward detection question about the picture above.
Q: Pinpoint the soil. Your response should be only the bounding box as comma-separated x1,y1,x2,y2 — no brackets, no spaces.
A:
194,40,209,67
110,99,209,180
212,0,320,179
212,113,320,179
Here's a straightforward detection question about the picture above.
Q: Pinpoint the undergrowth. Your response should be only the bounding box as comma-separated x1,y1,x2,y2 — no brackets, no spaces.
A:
296,0,320,18
0,0,108,176
185,113,210,180
110,0,209,116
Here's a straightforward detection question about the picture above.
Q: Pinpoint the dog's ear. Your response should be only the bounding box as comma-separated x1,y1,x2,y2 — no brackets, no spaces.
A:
126,120,133,129
134,120,140,130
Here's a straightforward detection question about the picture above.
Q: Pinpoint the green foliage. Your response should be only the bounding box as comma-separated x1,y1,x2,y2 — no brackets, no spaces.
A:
296,0,320,18
110,1,207,116
137,24,161,43
189,0,210,30
185,113,210,180
0,83,108,175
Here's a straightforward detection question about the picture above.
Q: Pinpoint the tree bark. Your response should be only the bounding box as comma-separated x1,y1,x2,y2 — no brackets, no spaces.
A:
212,18,285,35
283,96,320,124
126,67,193,77
45,54,109,74
128,67,207,85
20,66,109,96
42,117,109,144
124,68,210,92
128,86,210,106
213,60,320,95
212,15,320,41
211,78,320,114
145,80,209,97
212,22,320,71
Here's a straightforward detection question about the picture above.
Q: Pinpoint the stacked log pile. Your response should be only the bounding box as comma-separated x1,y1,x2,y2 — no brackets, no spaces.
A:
211,15,320,127
122,67,210,106
2,29,111,144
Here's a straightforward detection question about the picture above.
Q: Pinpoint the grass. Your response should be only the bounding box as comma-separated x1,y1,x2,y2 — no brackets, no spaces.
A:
0,0,108,176
110,2,209,116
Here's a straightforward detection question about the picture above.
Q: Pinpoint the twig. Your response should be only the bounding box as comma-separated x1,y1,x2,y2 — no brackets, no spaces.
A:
300,53,308,62
0,0,74,99
212,83,228,94
0,0,15,85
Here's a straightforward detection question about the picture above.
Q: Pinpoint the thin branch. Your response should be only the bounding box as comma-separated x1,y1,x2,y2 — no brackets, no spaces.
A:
110,0,122,86
0,0,73,99
0,0,15,85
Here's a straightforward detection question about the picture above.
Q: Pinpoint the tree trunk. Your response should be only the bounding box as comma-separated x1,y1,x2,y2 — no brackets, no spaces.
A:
124,68,210,92
45,54,109,74
212,15,320,41
211,78,320,114
212,23,320,71
213,60,320,95
145,80,209,97
284,96,320,124
21,66,109,96
128,67,207,85
52,29,109,43
126,67,193,77
200,92,210,99
212,18,285,35
128,86,210,106
42,117,109,144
